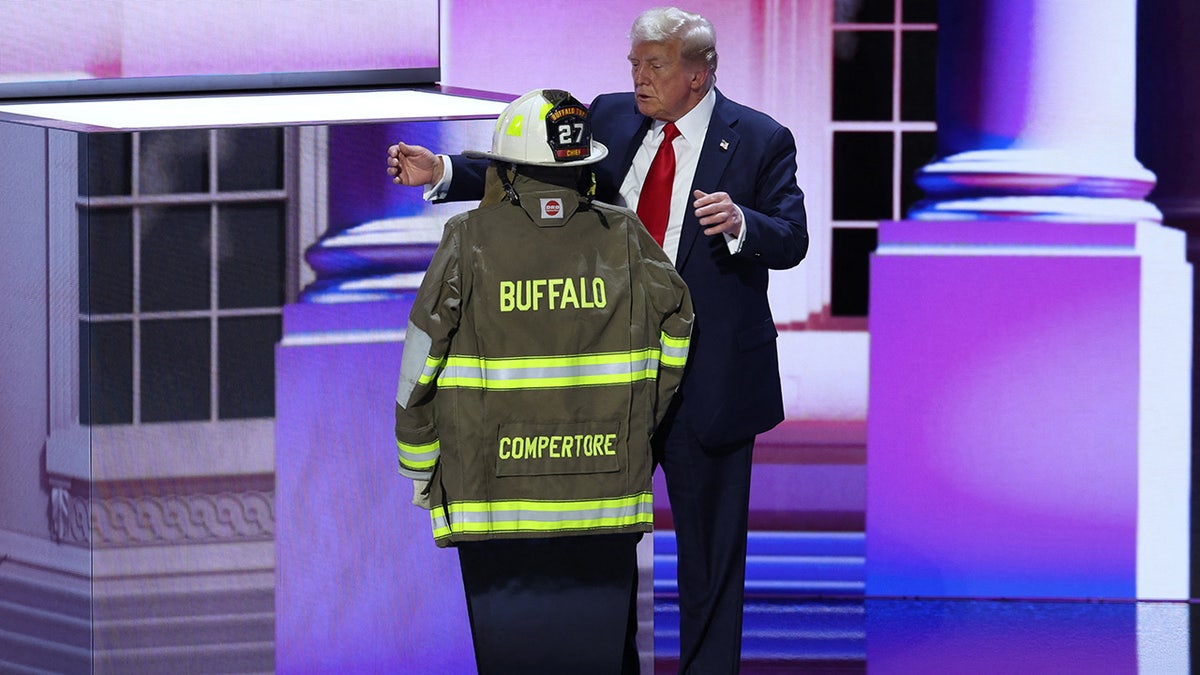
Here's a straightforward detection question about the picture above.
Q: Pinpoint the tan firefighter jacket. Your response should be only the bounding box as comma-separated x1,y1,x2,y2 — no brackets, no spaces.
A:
394,171,693,547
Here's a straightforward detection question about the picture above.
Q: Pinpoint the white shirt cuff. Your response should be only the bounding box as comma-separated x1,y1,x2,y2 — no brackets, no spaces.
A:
724,205,748,254
423,154,453,201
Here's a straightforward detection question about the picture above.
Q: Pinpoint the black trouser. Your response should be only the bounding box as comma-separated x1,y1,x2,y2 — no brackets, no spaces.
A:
457,532,642,675
654,413,755,675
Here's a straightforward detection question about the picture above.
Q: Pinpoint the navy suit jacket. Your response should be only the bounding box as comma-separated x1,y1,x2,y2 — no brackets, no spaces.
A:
448,89,808,447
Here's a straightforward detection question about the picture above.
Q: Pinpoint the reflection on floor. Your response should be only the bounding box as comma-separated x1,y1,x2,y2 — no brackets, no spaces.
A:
653,531,1192,673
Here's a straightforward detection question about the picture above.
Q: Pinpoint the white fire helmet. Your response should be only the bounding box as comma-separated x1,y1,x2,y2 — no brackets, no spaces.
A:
463,89,608,167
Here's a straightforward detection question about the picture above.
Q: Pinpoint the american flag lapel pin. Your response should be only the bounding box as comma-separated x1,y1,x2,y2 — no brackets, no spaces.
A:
720,139,730,151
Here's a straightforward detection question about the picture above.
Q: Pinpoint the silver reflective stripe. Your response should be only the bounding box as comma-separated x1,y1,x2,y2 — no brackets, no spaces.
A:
397,439,439,469
442,358,656,382
430,493,654,540
450,501,650,524
661,343,688,366
396,321,435,408
431,509,450,534
438,351,661,389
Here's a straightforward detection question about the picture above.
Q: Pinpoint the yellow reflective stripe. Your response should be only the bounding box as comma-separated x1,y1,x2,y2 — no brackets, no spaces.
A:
661,333,689,349
445,493,651,514
397,438,439,469
429,492,653,539
448,349,659,369
660,331,690,368
439,370,657,389
417,354,445,385
434,515,654,538
436,349,663,390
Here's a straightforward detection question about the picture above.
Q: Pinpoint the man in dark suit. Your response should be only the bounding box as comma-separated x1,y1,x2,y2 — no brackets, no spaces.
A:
388,8,807,672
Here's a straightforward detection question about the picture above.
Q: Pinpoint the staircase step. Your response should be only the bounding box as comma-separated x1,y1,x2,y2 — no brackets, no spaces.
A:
653,530,865,557
95,641,275,674
95,611,274,649
0,626,91,674
653,531,866,597
655,598,867,661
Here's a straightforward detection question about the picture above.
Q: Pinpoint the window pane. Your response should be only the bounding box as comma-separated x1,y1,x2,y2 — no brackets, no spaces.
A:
901,31,938,121
80,320,133,425
81,209,133,315
836,0,894,23
218,203,285,309
833,31,894,121
833,132,894,220
902,131,938,216
218,127,284,191
142,318,211,422
141,205,212,312
219,316,281,419
139,129,210,194
831,228,878,317
903,0,938,23
80,133,132,197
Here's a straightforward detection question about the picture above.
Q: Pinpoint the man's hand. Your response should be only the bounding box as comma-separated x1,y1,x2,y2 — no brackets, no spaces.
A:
693,190,742,237
387,142,444,187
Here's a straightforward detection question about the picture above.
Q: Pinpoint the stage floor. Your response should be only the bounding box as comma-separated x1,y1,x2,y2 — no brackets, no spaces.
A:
653,596,1191,673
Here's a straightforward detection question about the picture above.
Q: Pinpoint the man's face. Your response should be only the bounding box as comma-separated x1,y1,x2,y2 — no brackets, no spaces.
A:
628,39,706,122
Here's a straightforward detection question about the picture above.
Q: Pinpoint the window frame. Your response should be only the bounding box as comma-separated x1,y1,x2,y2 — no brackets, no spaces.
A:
46,125,321,485
826,0,937,328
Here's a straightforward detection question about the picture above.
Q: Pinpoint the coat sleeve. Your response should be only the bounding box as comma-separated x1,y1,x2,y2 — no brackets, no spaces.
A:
631,218,694,428
655,271,693,428
394,217,463,480
439,155,489,203
735,123,810,270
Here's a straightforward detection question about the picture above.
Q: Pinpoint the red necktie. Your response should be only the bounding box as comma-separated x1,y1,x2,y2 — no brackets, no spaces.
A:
637,122,680,246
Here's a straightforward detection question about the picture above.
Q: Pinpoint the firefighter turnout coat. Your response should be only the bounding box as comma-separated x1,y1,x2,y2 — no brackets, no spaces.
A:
394,172,693,547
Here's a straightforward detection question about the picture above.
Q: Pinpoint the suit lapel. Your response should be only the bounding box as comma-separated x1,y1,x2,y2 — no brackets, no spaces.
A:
619,115,652,179
597,101,652,205
676,91,739,271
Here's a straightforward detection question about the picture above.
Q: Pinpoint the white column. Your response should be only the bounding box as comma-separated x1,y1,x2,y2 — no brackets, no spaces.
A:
911,0,1159,223
866,0,1192,601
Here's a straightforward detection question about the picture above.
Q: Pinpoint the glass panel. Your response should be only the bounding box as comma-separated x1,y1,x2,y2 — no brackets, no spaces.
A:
902,131,938,216
141,205,212,312
141,318,211,422
218,203,286,309
831,227,878,317
833,132,894,220
139,129,210,194
219,316,281,419
901,31,938,121
903,0,938,23
833,31,894,121
80,208,134,315
80,320,133,425
836,0,894,23
80,133,132,197
218,127,284,191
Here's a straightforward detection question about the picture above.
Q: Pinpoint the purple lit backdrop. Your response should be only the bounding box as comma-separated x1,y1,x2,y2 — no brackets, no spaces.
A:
0,0,437,80
1,0,1189,671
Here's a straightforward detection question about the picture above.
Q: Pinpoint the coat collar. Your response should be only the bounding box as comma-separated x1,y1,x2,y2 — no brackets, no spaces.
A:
608,89,742,269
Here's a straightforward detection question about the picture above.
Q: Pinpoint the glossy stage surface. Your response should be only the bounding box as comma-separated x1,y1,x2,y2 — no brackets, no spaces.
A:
654,595,1191,673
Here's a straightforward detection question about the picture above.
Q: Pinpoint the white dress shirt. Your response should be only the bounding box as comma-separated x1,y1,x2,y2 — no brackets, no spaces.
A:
617,89,745,264
429,88,745,264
